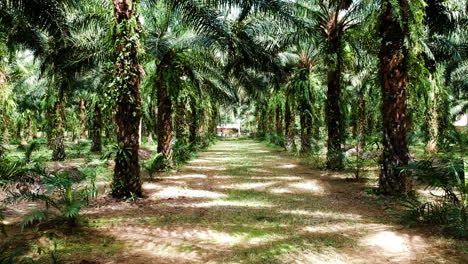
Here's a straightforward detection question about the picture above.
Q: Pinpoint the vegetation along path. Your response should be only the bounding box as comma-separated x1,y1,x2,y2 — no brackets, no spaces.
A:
77,139,465,264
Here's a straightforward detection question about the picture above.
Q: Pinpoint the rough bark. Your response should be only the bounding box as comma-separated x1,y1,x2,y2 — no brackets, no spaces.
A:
275,106,284,137
209,105,218,135
325,35,344,170
425,74,439,154
90,103,102,152
257,107,267,136
79,98,86,139
189,100,199,145
156,58,174,167
299,102,312,153
174,97,189,145
284,96,296,151
111,0,142,198
52,99,66,161
355,91,366,179
378,0,412,194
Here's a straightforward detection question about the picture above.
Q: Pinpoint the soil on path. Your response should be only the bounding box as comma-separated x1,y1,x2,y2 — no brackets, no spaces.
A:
70,140,466,263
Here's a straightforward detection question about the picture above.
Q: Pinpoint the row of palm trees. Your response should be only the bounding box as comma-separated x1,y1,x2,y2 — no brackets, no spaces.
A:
1,0,467,198
253,0,467,194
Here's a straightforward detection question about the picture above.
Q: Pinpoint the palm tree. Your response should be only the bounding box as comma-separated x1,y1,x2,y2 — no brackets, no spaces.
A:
144,5,235,166
0,0,74,160
378,0,412,194
110,0,143,198
286,49,316,153
314,0,363,170
421,0,466,154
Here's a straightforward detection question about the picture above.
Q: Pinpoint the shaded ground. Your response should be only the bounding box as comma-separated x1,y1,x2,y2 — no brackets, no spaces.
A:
4,139,467,263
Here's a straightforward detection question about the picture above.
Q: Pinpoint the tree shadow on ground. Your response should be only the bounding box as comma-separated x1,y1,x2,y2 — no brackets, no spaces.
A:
5,139,466,263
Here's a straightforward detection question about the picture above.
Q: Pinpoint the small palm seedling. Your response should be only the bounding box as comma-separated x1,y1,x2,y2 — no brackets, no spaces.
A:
143,152,167,175
401,158,467,238
5,170,97,229
0,139,45,187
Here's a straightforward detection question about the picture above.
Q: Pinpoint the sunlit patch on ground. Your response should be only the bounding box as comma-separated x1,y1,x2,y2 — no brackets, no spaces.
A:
184,165,227,171
361,231,410,253
269,187,294,194
280,209,362,220
152,186,227,199
203,157,231,162
142,182,163,190
250,175,303,181
190,158,211,163
185,200,274,208
38,139,465,264
302,223,377,234
165,174,208,179
288,180,325,193
277,163,298,169
219,181,279,190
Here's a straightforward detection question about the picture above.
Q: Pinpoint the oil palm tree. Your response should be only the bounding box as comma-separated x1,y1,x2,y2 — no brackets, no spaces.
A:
314,0,364,170
421,0,468,153
144,2,235,167
110,0,144,197
378,0,412,194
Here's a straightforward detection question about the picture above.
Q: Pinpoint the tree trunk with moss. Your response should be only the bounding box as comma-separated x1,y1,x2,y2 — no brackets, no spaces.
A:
355,89,366,180
257,107,267,136
189,100,199,145
90,102,102,152
425,73,440,154
378,0,412,194
111,0,143,198
275,106,283,136
174,97,189,145
79,98,86,139
299,105,312,153
209,104,218,135
52,93,66,161
284,96,295,151
156,56,175,167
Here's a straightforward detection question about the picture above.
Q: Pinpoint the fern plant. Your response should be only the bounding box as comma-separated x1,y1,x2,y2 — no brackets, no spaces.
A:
143,152,167,174
0,140,46,186
102,143,131,164
5,170,97,228
401,158,467,238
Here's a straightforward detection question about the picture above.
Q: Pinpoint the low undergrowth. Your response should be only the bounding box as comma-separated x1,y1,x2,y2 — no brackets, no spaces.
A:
401,157,467,238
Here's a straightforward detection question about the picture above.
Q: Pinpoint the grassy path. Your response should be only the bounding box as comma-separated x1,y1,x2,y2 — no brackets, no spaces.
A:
77,139,465,264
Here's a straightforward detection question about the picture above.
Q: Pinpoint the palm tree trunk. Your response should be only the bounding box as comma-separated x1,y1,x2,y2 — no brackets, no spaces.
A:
209,104,218,135
276,106,283,136
111,0,142,198
299,100,312,153
52,99,66,161
156,68,173,167
79,98,86,139
356,90,366,180
189,100,199,145
90,102,102,152
425,74,440,154
257,107,267,137
284,96,295,151
325,39,344,170
378,0,412,195
174,98,188,145
357,93,366,154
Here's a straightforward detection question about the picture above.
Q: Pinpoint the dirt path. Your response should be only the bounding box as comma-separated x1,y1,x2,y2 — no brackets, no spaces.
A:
81,139,466,264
